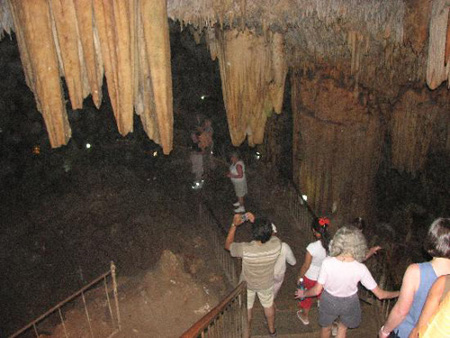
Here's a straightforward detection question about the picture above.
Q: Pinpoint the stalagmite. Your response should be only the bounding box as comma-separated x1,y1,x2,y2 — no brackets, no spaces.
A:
9,0,71,147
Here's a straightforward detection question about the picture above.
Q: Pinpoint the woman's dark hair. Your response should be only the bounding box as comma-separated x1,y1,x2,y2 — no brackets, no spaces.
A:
252,217,273,244
352,217,366,231
311,217,331,254
424,218,450,258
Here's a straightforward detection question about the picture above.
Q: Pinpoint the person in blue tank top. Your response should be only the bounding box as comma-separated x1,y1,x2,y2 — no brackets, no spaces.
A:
379,218,450,338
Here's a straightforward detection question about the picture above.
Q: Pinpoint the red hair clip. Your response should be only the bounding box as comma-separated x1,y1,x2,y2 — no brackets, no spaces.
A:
318,217,330,226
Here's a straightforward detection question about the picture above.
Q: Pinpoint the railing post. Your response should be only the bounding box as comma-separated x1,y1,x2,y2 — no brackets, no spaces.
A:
111,261,121,331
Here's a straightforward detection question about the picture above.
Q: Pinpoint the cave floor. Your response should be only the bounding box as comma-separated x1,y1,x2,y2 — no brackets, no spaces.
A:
1,144,380,337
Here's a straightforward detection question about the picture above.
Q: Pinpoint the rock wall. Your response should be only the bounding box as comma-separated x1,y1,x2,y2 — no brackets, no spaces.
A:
288,68,450,223
291,71,383,222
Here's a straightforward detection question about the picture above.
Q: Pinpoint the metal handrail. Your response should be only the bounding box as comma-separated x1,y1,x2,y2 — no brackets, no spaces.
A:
180,281,248,338
288,180,318,220
10,262,120,338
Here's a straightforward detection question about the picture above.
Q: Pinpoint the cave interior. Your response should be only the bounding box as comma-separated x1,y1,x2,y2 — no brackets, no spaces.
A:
0,0,449,336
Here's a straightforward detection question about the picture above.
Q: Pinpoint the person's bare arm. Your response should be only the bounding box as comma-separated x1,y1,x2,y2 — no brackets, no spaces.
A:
408,276,446,338
232,164,244,179
225,214,244,251
298,251,312,279
379,264,420,337
365,246,382,261
371,286,400,300
225,213,255,250
295,282,323,298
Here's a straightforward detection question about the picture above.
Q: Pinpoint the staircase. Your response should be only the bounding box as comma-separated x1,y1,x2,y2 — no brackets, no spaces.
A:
184,158,390,337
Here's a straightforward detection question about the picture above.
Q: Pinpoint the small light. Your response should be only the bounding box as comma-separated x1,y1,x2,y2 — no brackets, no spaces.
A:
86,143,91,149
153,151,158,157
302,194,307,201
201,95,206,100
32,145,41,155
255,151,261,160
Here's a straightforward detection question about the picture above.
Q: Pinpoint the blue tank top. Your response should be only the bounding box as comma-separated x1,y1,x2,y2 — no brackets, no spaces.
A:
395,262,437,337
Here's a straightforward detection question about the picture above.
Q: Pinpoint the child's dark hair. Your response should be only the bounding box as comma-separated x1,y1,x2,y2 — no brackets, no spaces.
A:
311,217,331,254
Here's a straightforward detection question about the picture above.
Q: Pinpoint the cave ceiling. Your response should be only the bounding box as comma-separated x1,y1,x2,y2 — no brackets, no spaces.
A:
0,0,447,152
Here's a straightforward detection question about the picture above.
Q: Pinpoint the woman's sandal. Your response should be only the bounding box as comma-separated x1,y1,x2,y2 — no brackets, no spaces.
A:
296,310,310,325
268,329,277,337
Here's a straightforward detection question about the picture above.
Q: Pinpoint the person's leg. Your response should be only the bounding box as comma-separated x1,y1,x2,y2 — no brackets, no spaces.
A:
247,289,256,337
273,274,284,301
238,196,244,207
247,307,253,337
297,277,316,324
320,326,332,338
263,305,276,334
258,287,276,334
336,322,347,338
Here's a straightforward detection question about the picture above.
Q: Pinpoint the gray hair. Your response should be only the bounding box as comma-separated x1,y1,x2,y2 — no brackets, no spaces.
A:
329,226,368,262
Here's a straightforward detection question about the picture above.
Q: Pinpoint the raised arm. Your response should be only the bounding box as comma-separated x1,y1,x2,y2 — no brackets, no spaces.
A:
225,212,254,251
225,213,244,251
379,264,420,337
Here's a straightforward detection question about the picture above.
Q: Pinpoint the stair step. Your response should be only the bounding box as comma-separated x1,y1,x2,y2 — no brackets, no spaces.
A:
253,334,318,338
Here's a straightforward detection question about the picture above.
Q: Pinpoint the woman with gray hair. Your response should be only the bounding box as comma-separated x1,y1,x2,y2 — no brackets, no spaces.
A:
295,226,399,338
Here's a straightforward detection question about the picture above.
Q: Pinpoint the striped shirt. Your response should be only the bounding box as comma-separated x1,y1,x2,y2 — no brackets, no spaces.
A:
230,236,282,290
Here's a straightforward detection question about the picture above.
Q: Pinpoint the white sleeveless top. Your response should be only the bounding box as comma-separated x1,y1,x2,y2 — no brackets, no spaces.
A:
230,160,246,183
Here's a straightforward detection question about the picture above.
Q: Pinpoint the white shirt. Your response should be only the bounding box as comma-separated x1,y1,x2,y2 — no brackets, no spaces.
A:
317,257,377,297
229,160,246,182
274,242,296,276
304,240,327,281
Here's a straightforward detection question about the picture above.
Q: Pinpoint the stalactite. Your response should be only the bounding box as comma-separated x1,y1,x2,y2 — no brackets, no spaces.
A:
9,0,71,147
207,28,287,146
140,0,173,154
0,0,13,38
93,0,135,136
7,0,173,153
49,0,89,110
167,0,405,44
426,0,450,90
73,0,104,109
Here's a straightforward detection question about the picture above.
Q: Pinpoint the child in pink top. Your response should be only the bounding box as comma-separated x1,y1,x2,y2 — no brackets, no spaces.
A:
295,226,399,338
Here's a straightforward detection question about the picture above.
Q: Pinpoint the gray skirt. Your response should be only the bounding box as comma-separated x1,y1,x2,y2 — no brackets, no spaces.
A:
319,290,361,328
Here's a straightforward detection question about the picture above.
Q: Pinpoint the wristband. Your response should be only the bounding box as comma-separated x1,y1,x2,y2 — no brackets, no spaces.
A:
231,223,236,227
